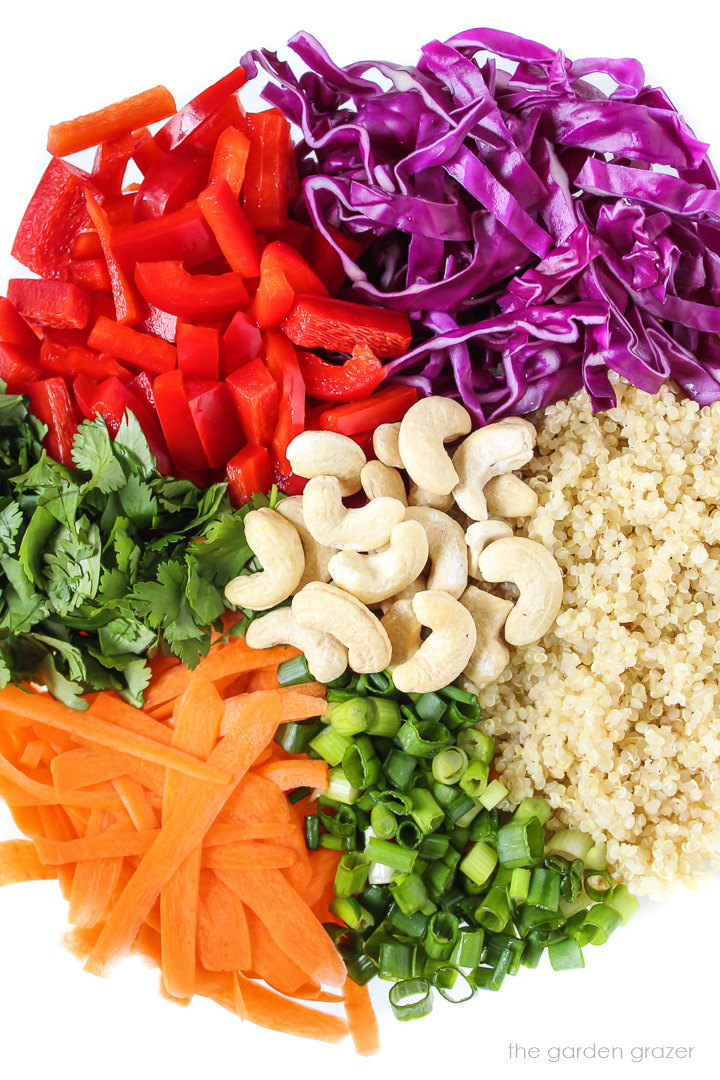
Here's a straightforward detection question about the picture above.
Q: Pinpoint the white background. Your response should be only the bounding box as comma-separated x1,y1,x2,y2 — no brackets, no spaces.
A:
1,1,719,1077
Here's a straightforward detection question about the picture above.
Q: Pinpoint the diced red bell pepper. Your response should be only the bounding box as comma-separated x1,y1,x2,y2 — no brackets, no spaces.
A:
210,126,250,197
131,127,165,176
262,241,328,297
197,180,262,277
7,279,93,331
91,376,172,474
134,261,249,320
70,259,113,292
281,295,412,359
268,219,313,251
12,159,96,280
85,193,141,325
134,144,211,220
240,111,295,232
185,378,243,469
126,370,155,412
110,201,219,270
39,338,131,382
73,373,100,419
0,296,40,351
298,344,385,401
177,323,219,379
220,311,262,376
226,358,280,446
91,132,136,196
318,385,419,436
103,193,136,227
0,343,41,393
252,266,295,330
155,67,248,152
263,329,305,492
88,315,177,375
71,232,104,260
47,85,177,157
226,444,273,507
303,225,362,294
153,369,208,472
190,95,246,154
27,377,78,467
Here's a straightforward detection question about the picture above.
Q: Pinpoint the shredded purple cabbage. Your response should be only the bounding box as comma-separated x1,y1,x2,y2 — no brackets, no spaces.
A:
241,29,720,421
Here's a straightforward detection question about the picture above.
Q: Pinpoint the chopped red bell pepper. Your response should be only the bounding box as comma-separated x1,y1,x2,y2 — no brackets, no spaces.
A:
110,201,219,270
88,315,177,375
240,111,295,232
177,323,219,379
73,373,100,419
303,224,362,293
226,444,273,507
0,296,40,351
0,344,41,393
269,219,313,251
226,358,280,446
126,370,155,412
7,279,93,331
131,127,165,176
12,159,96,280
71,231,104,260
102,194,136,227
70,259,113,292
134,144,211,220
47,85,177,157
84,193,141,325
252,266,295,330
210,126,250,197
135,303,178,344
134,261,249,319
281,295,412,359
262,241,328,297
153,369,208,472
196,180,262,277
220,311,262,376
185,378,243,469
91,132,137,196
298,344,385,401
39,338,131,382
317,385,418,436
155,68,248,152
27,377,78,467
263,329,305,491
91,375,172,474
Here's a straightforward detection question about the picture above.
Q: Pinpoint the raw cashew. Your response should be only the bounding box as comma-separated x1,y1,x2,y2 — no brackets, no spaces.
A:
246,609,348,683
373,423,403,468
286,430,366,496
361,460,407,504
328,520,428,605
477,536,563,646
484,474,538,518
405,506,468,599
466,520,514,579
452,418,537,520
379,574,427,614
408,484,454,512
460,586,513,687
224,509,304,611
381,599,422,670
275,496,335,588
302,475,406,552
292,582,392,673
398,396,472,495
392,590,477,693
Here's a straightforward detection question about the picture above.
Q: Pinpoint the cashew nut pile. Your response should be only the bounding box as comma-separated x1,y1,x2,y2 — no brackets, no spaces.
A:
224,397,564,693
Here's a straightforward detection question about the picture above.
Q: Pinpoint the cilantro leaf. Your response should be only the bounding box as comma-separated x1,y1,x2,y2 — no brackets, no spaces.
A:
71,418,126,493
118,474,157,528
114,411,156,479
0,499,23,558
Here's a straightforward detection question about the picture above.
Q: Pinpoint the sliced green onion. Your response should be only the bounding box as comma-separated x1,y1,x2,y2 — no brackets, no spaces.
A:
584,841,608,871
469,808,499,844
316,800,356,837
446,699,482,729
424,912,460,960
446,793,476,825
438,684,478,705
509,867,531,903
275,720,323,754
431,747,468,786
582,903,623,945
387,903,430,939
364,837,417,875
334,852,370,897
459,840,498,886
456,728,494,763
527,868,561,912
511,796,552,825
378,942,418,981
479,779,508,810
474,886,511,932
548,936,585,971
370,802,397,840
319,834,352,851
326,687,360,703
396,719,451,758
424,859,454,902
496,816,544,869
485,933,525,977
514,905,566,936
309,726,351,767
276,655,314,686
326,767,359,806
472,966,497,991
521,932,546,969
450,928,485,969
450,825,472,851
383,749,417,791
545,828,594,862
583,869,615,903
327,698,370,737
362,925,395,963
606,884,640,925
358,671,396,696
432,966,475,1003
345,953,377,986
287,786,312,804
304,815,320,851
391,871,430,916
359,885,392,923
415,692,448,723
418,833,450,860
365,698,401,737
389,978,433,1021
430,780,457,809
373,788,413,815
459,759,490,799
443,845,462,872
342,736,380,791
396,820,423,849
410,788,444,834
328,896,373,932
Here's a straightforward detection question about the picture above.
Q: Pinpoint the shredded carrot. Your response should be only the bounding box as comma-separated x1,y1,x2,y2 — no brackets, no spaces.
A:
201,842,297,870
0,839,57,885
343,978,380,1056
112,775,159,829
196,870,252,973
68,809,124,928
254,757,329,792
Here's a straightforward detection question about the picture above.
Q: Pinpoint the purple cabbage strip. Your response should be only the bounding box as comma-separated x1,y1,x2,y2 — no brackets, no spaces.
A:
241,28,720,418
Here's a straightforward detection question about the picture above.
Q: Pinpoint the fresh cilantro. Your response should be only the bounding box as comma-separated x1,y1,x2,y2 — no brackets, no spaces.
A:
71,418,126,493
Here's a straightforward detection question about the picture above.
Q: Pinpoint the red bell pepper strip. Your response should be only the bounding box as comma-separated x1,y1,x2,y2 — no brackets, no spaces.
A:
12,159,96,280
185,378,243,469
155,68,247,152
71,232,104,260
39,338,132,382
177,323,219,379
297,344,384,402
134,261,249,320
126,370,155,412
303,225,362,294
91,132,137,196
153,369,208,472
226,358,280,446
131,128,165,176
240,111,295,232
210,126,250,197
7,279,93,331
0,344,41,393
47,86,177,157
220,311,262,376
84,193,141,325
102,194,136,227
317,385,418,436
262,241,328,298
90,376,172,474
73,373,100,420
196,180,262,277
134,144,211,220
88,315,177,375
252,266,295,331
27,377,78,467
263,329,305,491
269,219,313,251
135,303,178,344
281,295,412,359
226,444,273,507
110,201,219,270
0,297,40,351
70,259,113,292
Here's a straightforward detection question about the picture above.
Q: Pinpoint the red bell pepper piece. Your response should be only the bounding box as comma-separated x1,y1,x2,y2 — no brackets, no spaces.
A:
177,323,219,379
73,373,100,420
91,132,136,196
27,377,78,467
263,329,305,491
190,95,246,154
91,376,172,474
134,144,211,220
0,297,40,351
281,295,412,359
0,344,41,393
70,259,113,292
252,265,295,330
297,344,385,402
126,370,155,412
226,444,273,507
210,126,250,197
269,219,313,251
47,86,177,157
153,369,208,471
102,194,136,227
71,232,104,260
12,159,96,280
135,303,178,344
131,127,165,176
155,68,248,152
84,193,141,325
303,225,363,294
220,311,262,376
88,315,177,375
196,180,262,277
262,241,328,297
134,261,249,320
110,201,219,270
40,338,131,382
7,279,93,331
185,378,243,469
226,358,280,446
240,111,295,232
318,385,418,436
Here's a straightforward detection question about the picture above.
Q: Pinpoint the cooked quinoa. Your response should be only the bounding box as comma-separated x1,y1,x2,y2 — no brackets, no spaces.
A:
479,377,720,898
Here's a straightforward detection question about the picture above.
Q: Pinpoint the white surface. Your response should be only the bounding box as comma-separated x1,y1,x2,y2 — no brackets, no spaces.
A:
1,1,718,1076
